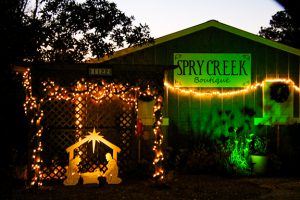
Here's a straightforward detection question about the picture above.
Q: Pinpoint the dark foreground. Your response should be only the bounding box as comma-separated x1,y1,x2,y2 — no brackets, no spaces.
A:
4,174,300,200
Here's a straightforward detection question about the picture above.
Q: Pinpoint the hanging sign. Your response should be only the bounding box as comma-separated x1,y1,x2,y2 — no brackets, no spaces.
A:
174,53,251,87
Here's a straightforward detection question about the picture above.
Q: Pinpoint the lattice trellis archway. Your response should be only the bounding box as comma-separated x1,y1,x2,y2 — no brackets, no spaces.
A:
20,68,165,187
39,83,138,185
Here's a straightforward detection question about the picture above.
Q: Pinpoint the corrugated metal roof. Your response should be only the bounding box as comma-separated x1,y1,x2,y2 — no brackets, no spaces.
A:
89,20,300,63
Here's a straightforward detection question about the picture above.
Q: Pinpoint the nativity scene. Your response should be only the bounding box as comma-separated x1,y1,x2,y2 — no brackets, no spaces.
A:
64,128,122,185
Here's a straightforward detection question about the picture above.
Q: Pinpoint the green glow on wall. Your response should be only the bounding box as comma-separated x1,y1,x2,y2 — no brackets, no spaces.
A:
166,81,271,174
250,155,268,175
168,93,263,174
173,53,251,87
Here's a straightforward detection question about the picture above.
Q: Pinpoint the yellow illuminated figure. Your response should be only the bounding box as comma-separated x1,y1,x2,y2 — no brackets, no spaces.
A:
64,128,122,185
63,155,81,185
80,153,122,184
101,153,122,184
80,168,102,184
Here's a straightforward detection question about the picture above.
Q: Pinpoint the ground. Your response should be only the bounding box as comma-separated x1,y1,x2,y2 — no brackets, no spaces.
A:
5,174,300,200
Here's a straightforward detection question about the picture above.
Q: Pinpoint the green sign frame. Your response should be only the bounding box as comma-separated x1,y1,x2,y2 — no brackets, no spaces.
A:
174,53,251,87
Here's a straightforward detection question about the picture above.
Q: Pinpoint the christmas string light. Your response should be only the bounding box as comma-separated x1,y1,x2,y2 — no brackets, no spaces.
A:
152,95,165,181
20,66,300,186
20,68,166,185
20,68,44,187
164,79,300,97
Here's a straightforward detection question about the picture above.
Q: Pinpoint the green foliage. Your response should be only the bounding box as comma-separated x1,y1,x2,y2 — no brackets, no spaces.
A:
225,127,254,174
250,135,268,155
212,107,260,175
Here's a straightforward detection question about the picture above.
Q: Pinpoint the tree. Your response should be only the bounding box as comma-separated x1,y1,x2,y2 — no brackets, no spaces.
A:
259,10,300,49
23,0,154,63
0,0,29,144
274,0,300,27
1,0,154,64
0,0,28,68
0,0,31,194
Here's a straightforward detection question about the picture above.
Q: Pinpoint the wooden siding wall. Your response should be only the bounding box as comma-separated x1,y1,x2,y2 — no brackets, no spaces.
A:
102,27,300,144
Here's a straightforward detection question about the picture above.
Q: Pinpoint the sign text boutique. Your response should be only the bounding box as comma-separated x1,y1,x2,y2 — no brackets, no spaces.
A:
174,53,251,87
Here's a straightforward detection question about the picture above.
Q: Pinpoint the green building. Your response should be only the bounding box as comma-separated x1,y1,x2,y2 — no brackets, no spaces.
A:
91,19,300,176
19,20,300,186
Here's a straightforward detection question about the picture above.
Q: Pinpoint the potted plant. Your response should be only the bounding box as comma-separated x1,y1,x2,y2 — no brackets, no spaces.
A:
250,135,268,175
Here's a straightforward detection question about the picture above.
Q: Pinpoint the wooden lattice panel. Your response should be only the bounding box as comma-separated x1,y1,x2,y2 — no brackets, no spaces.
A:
41,165,67,183
74,96,87,139
40,129,75,183
42,100,75,128
40,92,137,184
77,138,110,173
85,96,121,128
119,104,136,173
